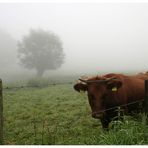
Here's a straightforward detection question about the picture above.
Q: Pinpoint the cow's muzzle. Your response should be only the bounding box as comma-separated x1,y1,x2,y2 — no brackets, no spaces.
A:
92,112,103,119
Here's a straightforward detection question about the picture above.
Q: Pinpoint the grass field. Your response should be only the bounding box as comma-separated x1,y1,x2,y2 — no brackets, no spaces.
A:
3,79,148,145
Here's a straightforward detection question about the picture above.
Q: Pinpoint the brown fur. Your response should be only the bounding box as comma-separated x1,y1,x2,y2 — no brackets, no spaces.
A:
74,72,147,129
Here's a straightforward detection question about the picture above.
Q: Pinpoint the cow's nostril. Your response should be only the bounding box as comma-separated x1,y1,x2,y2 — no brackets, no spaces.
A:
92,112,102,119
92,113,96,118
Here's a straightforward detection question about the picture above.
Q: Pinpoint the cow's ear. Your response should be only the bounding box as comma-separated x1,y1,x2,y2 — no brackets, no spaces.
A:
73,83,87,92
106,79,122,91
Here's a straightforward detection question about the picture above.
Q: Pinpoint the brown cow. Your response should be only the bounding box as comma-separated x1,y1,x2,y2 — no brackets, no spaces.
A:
74,73,146,129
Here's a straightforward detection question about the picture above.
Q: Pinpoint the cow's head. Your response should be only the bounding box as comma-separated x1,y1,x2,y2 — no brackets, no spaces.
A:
73,80,88,92
73,75,123,119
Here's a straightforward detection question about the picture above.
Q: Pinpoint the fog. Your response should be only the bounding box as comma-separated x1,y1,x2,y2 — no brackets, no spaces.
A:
0,2,148,81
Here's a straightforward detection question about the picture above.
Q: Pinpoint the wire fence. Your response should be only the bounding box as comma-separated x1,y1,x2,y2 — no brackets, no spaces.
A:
96,99,144,114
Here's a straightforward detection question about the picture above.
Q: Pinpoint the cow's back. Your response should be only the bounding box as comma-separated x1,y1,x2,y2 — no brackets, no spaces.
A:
118,75,145,114
124,76,145,102
133,72,148,80
104,74,145,109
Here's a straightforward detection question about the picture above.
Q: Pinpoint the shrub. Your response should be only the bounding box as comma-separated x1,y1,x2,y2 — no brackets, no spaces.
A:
27,79,50,87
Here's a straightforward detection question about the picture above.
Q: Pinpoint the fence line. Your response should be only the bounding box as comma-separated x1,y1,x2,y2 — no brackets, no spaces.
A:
3,81,73,90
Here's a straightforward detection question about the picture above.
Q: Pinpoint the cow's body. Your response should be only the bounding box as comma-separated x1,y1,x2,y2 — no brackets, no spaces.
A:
74,72,147,129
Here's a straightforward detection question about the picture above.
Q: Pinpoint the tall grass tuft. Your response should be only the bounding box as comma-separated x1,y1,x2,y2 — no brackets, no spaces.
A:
97,114,148,145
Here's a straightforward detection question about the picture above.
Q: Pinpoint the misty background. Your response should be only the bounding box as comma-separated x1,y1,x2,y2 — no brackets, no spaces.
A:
0,3,148,82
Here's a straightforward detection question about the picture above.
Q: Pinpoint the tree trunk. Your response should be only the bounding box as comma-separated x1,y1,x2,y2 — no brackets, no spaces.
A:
36,68,44,78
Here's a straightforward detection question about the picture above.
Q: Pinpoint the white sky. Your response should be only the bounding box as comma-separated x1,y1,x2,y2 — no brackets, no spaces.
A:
0,2,148,75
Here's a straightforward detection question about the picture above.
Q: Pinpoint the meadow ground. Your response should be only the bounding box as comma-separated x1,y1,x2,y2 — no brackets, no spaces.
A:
3,79,148,145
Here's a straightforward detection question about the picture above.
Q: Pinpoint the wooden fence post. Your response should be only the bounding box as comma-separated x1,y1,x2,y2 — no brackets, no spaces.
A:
145,80,148,113
145,80,148,124
0,79,3,144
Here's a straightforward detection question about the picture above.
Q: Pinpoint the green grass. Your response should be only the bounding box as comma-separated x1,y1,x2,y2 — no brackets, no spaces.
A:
3,83,148,145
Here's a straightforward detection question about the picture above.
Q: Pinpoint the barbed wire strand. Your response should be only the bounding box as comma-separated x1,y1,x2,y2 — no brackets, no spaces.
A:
97,99,144,114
